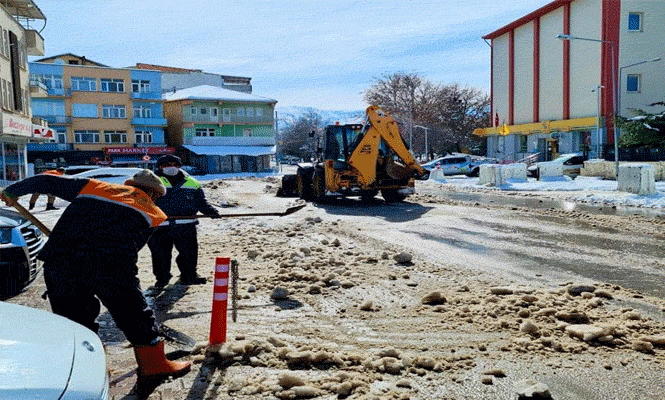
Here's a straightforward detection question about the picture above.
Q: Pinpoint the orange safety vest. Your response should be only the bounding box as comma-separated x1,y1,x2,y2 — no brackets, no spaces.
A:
77,179,167,227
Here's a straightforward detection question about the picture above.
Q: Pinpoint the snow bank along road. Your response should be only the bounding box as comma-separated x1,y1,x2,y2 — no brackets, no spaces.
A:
7,176,665,400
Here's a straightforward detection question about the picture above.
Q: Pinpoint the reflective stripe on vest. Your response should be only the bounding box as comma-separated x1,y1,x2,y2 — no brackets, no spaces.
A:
77,179,167,227
160,176,201,189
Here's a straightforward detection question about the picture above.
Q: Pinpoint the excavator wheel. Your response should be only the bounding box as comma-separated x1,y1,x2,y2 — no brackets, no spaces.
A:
360,190,378,203
277,174,298,197
312,167,326,201
296,167,314,201
381,188,407,203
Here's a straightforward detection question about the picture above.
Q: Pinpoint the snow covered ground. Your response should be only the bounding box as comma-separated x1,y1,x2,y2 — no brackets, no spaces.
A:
426,175,665,210
194,166,665,210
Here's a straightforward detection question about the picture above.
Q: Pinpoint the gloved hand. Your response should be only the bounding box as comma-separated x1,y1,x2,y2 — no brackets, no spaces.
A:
0,191,16,206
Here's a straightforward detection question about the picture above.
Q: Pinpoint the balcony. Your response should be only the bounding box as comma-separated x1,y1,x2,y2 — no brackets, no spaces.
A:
36,115,72,125
189,136,275,146
183,114,274,124
133,117,167,126
25,29,44,56
131,91,162,100
29,80,48,97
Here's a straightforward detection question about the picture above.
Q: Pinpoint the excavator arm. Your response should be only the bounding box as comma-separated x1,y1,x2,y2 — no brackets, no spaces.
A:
348,105,426,186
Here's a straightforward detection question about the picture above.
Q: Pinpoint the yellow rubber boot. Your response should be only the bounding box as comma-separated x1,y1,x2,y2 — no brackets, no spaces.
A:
133,340,191,378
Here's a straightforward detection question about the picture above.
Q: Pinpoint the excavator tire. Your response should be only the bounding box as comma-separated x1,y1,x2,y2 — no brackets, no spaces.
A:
277,174,298,197
360,190,378,202
381,188,407,203
296,167,314,201
312,167,326,201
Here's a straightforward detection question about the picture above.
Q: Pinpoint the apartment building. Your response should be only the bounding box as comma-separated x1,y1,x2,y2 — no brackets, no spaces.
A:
0,0,49,185
474,0,664,162
132,63,252,94
28,54,174,166
163,85,277,173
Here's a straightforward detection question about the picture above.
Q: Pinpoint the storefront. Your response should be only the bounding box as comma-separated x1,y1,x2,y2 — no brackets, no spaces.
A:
103,146,176,167
0,114,51,187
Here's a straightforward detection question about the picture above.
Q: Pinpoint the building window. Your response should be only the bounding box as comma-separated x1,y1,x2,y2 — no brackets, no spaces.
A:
55,127,67,144
519,135,528,153
190,106,197,115
72,103,98,118
132,80,150,92
100,78,125,92
102,104,126,119
628,12,643,32
237,107,245,117
33,100,66,117
71,77,97,91
135,130,153,144
104,131,127,143
246,107,255,117
2,29,8,57
243,128,253,137
211,108,218,117
33,74,63,89
626,74,641,92
74,130,100,143
133,105,152,118
195,128,215,137
256,107,264,117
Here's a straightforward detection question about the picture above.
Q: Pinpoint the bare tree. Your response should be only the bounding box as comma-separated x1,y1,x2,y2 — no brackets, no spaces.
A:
364,73,490,156
278,111,324,159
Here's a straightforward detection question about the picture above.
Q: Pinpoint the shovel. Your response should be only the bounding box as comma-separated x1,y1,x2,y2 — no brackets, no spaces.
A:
159,324,196,352
167,203,306,220
4,196,52,236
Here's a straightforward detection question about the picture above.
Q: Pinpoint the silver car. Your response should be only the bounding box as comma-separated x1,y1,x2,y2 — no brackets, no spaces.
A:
0,208,46,297
0,302,109,399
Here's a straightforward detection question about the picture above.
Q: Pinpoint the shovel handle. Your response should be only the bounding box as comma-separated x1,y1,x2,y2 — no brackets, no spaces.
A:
6,197,51,236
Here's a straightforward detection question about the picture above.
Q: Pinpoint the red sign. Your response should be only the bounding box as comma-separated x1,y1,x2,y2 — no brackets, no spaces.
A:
104,147,175,155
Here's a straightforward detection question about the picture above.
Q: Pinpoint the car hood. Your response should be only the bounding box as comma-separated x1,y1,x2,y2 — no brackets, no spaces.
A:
0,302,75,399
0,208,25,228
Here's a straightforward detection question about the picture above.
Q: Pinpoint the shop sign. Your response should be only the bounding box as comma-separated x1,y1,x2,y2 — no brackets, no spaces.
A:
104,147,175,155
32,125,54,140
3,114,32,137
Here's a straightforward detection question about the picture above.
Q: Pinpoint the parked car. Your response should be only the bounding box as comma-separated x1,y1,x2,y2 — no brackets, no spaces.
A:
0,301,109,399
72,167,144,185
421,154,497,177
527,153,586,179
63,165,103,175
0,208,46,297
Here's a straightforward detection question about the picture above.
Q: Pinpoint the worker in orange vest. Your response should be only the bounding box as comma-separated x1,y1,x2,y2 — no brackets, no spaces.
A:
28,167,65,210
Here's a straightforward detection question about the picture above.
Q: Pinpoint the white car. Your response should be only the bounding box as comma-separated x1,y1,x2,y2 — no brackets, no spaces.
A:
527,153,586,179
72,167,145,184
421,155,497,177
0,302,109,399
0,208,46,296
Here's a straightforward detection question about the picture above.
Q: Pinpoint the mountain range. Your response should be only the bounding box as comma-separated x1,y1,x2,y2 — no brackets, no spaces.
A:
275,106,364,132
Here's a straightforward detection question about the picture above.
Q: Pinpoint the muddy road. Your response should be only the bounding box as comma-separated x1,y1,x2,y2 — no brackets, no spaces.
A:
6,177,665,400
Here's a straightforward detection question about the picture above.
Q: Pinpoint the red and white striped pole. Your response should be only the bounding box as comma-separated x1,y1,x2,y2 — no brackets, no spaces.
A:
209,257,229,345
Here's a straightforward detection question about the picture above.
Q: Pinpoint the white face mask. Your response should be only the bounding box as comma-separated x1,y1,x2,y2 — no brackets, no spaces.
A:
162,166,179,176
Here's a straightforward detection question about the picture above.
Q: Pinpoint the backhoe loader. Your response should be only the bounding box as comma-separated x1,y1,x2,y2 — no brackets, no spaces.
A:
278,105,428,202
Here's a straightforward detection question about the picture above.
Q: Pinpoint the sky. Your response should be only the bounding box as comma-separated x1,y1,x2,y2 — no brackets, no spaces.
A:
29,0,553,111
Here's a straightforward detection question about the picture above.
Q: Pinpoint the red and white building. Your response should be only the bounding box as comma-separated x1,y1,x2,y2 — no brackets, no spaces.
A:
475,0,664,162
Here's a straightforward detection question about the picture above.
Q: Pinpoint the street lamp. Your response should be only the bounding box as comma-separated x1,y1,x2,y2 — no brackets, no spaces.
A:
414,125,430,161
591,85,604,158
557,33,619,176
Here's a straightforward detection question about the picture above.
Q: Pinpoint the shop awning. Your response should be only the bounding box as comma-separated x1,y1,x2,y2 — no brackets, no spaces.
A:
473,116,597,137
183,145,276,157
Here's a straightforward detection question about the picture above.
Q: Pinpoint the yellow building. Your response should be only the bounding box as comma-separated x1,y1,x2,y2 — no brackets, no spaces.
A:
29,54,172,166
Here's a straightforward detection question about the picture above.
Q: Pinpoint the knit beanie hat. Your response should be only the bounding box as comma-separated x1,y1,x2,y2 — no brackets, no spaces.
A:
124,169,166,196
156,154,182,168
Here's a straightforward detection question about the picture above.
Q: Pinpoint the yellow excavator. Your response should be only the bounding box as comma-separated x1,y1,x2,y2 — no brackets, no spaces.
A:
278,105,428,202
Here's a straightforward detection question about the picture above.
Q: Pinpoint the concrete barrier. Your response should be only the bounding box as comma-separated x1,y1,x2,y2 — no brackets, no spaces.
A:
428,168,446,182
581,160,665,181
479,163,527,186
537,161,564,180
617,164,656,195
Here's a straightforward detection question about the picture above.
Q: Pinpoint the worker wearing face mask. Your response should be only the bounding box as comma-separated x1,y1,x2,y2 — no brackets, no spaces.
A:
147,155,220,288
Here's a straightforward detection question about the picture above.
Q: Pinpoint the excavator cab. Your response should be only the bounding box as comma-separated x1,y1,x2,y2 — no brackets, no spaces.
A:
323,123,364,169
